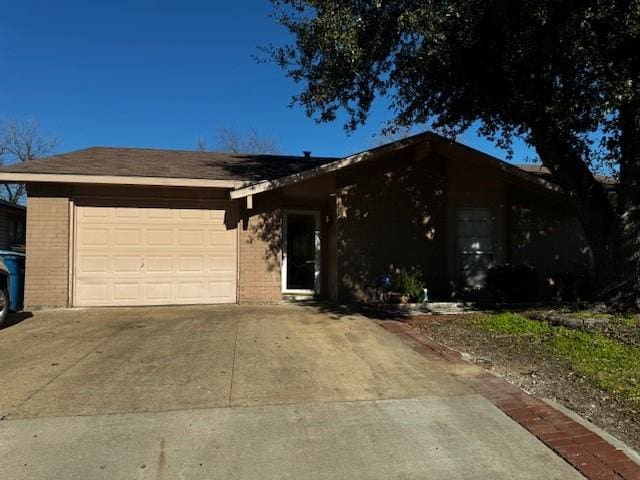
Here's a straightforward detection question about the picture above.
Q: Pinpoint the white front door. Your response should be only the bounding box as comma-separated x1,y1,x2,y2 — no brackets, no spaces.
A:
282,211,321,294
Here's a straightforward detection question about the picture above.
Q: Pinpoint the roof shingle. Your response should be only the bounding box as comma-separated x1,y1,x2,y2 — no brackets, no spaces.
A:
0,147,337,182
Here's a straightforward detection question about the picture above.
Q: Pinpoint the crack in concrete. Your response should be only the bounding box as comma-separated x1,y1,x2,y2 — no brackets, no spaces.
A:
0,394,485,422
227,316,240,407
8,331,122,418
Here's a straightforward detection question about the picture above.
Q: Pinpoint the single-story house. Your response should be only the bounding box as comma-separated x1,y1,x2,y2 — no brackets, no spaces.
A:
0,132,594,309
0,199,26,251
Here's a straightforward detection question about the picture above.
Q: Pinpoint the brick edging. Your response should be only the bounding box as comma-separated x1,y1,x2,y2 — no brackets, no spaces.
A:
380,320,640,480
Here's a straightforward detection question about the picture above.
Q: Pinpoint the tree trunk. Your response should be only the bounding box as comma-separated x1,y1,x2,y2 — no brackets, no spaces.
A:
530,127,638,310
615,103,640,311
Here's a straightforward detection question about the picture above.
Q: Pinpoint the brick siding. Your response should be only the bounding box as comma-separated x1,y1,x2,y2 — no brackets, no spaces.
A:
238,209,283,302
24,184,70,309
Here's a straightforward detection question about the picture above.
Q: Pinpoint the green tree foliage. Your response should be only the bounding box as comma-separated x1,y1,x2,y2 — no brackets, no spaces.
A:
268,0,640,310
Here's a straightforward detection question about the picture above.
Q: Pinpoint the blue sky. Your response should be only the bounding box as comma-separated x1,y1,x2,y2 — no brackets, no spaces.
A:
1,0,536,162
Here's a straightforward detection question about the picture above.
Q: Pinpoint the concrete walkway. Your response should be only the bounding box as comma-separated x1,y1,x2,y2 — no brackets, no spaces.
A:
0,305,582,479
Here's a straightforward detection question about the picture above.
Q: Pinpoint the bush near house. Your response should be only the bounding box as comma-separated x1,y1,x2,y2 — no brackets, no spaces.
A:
487,264,538,302
542,272,592,302
379,268,426,303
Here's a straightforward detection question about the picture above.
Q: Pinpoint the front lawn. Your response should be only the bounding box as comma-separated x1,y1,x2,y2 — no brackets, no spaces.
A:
475,312,640,409
410,311,640,450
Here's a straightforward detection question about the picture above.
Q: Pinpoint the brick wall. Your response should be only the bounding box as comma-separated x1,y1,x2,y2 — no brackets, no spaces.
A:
238,205,283,302
336,155,448,301
24,184,70,309
445,156,509,297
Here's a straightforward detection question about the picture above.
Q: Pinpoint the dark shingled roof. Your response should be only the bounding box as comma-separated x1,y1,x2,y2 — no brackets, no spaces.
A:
515,163,617,189
0,147,338,182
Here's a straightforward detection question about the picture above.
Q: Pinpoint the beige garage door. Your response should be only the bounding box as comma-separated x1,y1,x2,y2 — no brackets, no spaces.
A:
73,200,237,306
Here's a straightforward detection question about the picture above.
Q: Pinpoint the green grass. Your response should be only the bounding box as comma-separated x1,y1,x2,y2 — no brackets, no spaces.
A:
610,315,640,327
551,308,639,325
473,312,640,408
476,312,553,335
569,310,612,320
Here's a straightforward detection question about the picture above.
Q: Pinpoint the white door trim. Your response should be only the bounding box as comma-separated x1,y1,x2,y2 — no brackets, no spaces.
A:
281,210,321,295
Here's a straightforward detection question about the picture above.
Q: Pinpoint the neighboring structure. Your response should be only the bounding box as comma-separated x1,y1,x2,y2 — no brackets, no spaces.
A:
0,132,593,309
0,199,26,251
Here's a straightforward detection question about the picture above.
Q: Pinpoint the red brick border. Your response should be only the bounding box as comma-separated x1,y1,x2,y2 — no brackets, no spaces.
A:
380,320,640,480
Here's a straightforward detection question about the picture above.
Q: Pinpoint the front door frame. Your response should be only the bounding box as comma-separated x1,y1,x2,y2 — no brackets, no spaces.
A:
281,209,321,295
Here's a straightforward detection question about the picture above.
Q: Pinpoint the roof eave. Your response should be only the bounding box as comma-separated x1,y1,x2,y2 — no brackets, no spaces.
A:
0,172,244,189
230,133,433,200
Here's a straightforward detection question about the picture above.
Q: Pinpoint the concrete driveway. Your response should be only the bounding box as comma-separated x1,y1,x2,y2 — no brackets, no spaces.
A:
0,304,581,479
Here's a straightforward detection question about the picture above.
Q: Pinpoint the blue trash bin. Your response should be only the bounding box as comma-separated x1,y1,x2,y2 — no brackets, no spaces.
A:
0,250,26,311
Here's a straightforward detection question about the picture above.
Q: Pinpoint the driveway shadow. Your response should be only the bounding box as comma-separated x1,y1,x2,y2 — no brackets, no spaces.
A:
1,311,34,330
293,300,407,320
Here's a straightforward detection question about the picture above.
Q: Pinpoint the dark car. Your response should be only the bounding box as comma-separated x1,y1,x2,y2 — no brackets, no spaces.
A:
0,257,11,327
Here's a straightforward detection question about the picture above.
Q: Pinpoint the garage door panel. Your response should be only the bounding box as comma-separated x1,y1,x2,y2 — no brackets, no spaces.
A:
147,229,173,246
78,206,109,219
145,209,172,219
209,230,234,246
177,256,204,273
209,282,235,300
177,282,204,300
145,283,172,302
207,210,227,221
113,282,141,301
80,228,109,246
74,202,237,306
78,255,109,274
114,207,141,218
114,229,141,246
113,256,141,274
178,229,205,246
208,255,235,273
178,210,206,220
146,256,172,273
77,282,109,304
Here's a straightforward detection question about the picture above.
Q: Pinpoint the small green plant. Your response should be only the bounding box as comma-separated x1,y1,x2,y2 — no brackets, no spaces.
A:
391,268,425,303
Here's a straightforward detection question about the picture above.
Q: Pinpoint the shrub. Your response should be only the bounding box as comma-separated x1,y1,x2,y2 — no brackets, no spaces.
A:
543,272,591,301
487,264,538,303
391,268,425,303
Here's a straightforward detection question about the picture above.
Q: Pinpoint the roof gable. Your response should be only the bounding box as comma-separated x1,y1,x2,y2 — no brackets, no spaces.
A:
230,132,564,199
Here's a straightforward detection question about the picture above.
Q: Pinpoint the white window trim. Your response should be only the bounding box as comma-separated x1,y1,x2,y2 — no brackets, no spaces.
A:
281,210,321,295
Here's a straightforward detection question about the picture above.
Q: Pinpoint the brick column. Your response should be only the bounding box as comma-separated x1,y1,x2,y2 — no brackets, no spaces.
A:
24,184,71,309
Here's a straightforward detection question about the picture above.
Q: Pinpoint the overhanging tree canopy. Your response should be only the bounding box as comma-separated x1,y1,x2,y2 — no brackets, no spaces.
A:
268,0,640,310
